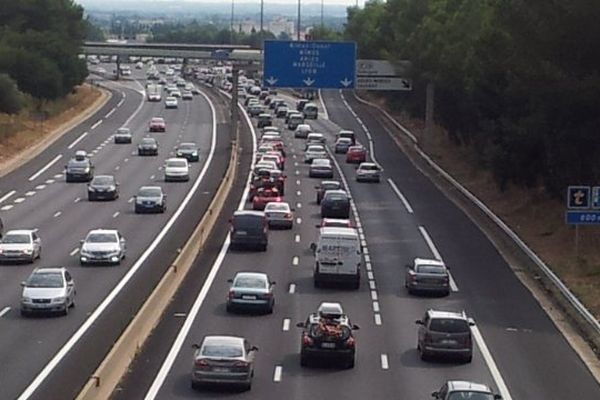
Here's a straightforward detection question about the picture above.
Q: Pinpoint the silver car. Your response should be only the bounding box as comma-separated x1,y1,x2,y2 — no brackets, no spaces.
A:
191,335,257,390
264,202,294,229
114,127,132,144
356,162,382,182
304,144,327,164
226,272,275,313
20,267,75,316
405,258,450,296
309,158,334,178
0,229,42,263
79,229,126,265
432,380,502,400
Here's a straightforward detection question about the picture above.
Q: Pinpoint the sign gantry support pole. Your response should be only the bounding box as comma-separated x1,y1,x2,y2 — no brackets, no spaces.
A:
231,66,239,145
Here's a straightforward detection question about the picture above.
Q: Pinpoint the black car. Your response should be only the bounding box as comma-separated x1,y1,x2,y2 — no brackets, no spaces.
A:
175,142,199,162
297,302,359,368
257,113,272,128
134,186,166,213
138,137,159,156
0,216,3,238
321,190,351,218
88,175,119,201
315,180,342,205
230,211,268,251
65,151,94,182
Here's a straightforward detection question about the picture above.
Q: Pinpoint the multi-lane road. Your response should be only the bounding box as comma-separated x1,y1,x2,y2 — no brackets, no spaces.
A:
110,87,600,399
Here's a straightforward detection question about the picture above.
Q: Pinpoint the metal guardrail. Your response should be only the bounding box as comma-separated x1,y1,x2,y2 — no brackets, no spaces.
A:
351,91,600,337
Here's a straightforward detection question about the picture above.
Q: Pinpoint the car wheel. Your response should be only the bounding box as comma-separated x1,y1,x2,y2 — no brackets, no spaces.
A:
226,303,233,313
260,243,268,252
134,207,140,214
464,354,473,363
62,304,69,316
345,357,355,369
243,381,252,391
419,349,429,361
300,353,309,367
352,280,360,290
191,381,201,390
20,309,29,318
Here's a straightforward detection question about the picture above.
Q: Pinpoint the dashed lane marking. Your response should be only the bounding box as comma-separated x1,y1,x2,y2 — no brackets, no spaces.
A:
296,202,302,209
296,190,301,196
69,248,79,257
25,191,36,197
128,197,134,203
387,178,414,214
374,314,382,325
371,290,378,301
296,180,300,185
373,301,380,313
369,281,376,290
472,325,513,400
0,190,16,204
28,154,62,182
292,256,299,266
296,217,302,224
53,211,61,218
90,120,103,130
74,197,80,203
1,205,13,211
53,174,63,179
380,354,389,370
367,271,374,280
273,366,283,382
294,234,300,243
45,179,55,184
282,319,291,331
112,211,120,218
35,185,46,190
67,131,88,149
14,197,25,204
0,307,10,318
289,283,296,294
105,108,116,118
419,226,459,292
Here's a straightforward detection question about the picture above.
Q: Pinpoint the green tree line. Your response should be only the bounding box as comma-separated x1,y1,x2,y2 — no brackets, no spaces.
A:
345,0,600,197
0,0,88,114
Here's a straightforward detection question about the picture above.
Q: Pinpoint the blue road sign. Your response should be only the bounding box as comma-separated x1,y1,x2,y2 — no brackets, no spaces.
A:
566,211,600,225
567,186,590,209
592,186,600,209
263,40,356,89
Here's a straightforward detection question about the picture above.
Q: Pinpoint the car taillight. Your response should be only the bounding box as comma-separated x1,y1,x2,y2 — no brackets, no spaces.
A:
233,360,249,368
407,271,416,281
302,335,313,346
195,359,209,368
345,337,355,348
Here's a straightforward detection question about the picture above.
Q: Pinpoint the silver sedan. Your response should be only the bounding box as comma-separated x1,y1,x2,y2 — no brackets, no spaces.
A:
226,272,275,313
405,258,450,296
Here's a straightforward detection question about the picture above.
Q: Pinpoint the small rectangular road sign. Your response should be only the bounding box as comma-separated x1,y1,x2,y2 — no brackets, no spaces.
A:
567,186,591,209
263,40,356,89
566,211,600,225
356,76,412,91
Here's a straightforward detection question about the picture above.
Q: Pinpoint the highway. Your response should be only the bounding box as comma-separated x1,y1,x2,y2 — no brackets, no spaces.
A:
113,87,600,400
0,67,233,400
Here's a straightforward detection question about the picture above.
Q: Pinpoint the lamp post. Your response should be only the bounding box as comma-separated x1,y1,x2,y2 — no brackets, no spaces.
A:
321,0,324,29
230,0,235,44
260,0,264,48
297,0,301,40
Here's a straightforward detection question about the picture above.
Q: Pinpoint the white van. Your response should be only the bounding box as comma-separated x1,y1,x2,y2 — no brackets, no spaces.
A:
303,103,319,119
312,227,361,289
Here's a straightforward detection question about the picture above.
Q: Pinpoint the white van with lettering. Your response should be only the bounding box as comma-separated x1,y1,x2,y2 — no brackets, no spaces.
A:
311,227,361,289
303,103,319,119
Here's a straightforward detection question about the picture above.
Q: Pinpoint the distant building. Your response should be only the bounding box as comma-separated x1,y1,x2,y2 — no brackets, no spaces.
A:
268,17,295,37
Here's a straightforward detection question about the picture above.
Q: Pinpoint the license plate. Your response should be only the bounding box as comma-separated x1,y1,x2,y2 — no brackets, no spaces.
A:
236,231,247,235
242,295,257,300
440,340,457,346
321,342,336,349
213,367,229,372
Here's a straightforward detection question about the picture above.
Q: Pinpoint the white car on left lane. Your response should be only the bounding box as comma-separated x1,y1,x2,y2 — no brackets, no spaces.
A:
0,229,42,264
79,229,126,266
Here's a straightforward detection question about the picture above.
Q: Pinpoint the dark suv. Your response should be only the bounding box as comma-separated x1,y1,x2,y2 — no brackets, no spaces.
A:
296,302,359,369
416,309,474,363
230,211,268,251
320,189,350,218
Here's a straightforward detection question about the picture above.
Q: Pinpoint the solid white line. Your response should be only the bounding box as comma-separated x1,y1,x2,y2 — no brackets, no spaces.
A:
273,365,283,382
317,89,330,119
1,205,13,211
0,190,16,204
90,120,103,130
69,248,79,257
143,88,257,400
289,283,296,294
418,226,442,260
53,211,61,218
18,89,219,400
472,325,513,400
295,234,300,243
0,307,10,318
380,354,389,370
105,108,116,118
67,132,88,149
448,272,459,292
282,319,291,331
387,178,413,214
374,314,382,325
28,154,62,181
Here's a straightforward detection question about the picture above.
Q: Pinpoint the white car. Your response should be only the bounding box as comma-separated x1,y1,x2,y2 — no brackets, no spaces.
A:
170,89,182,98
0,229,42,263
20,267,75,316
304,144,327,164
294,124,312,138
165,96,178,109
264,202,294,229
306,132,326,144
356,162,382,183
309,158,334,178
182,91,193,100
164,157,190,181
80,229,126,265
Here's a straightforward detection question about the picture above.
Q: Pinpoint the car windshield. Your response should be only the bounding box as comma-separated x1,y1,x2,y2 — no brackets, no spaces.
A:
92,176,114,185
2,234,30,244
151,118,164,123
233,215,263,229
448,393,494,400
117,128,130,134
142,138,156,145
26,272,64,288
179,143,196,150
167,160,187,168
138,187,162,197
234,276,267,288
308,146,324,152
361,165,379,171
325,193,347,201
429,318,470,333
87,233,118,243
201,344,243,358
417,265,446,274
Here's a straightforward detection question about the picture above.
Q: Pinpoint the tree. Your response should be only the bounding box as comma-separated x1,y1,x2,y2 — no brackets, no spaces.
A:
0,73,23,114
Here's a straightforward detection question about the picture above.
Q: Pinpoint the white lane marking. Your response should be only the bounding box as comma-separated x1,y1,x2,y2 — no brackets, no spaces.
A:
282,319,291,331
0,190,16,204
296,217,302,224
472,325,513,400
367,271,374,280
387,178,413,214
371,290,378,301
53,211,61,218
339,90,380,167
105,108,116,118
0,307,10,317
150,175,155,180
365,263,372,271
1,205,13,211
45,179,55,184
317,89,330,119
418,226,459,292
124,158,129,162
294,234,300,243
53,173,63,179
117,99,124,107
28,154,62,181
369,281,376,290
112,211,120,218
380,354,389,370
292,256,299,266
296,202,302,209
373,301,380,313
115,165,120,171
296,190,301,196
74,197,81,203
90,120,103,130
128,197,134,203
374,314,382,325
25,191,36,197
361,240,367,248
67,132,88,149
294,161,299,167
364,254,371,263
296,179,300,185
273,366,283,382
13,197,25,204
18,88,219,400
35,185,46,190
69,248,79,257
289,283,296,294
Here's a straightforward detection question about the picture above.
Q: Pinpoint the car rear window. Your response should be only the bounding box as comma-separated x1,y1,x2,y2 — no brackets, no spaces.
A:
416,265,446,274
448,393,494,400
233,215,263,230
325,194,347,201
429,318,470,333
201,344,243,358
138,187,162,197
234,276,267,288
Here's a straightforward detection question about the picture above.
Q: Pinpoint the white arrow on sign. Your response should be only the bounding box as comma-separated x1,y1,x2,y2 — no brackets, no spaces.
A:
303,77,315,86
266,76,278,85
340,78,353,87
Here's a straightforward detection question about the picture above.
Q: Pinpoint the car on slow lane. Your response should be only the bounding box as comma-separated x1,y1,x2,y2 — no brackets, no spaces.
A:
20,267,75,317
229,210,269,251
336,129,356,145
114,127,132,144
149,117,166,132
287,112,304,130
138,137,159,156
257,113,272,128
275,105,288,118
65,150,94,182
252,187,282,210
319,218,353,228
87,175,119,201
346,145,367,164
306,132,326,144
182,90,193,100
176,142,200,162
309,158,334,178
315,180,342,204
79,229,126,266
134,186,166,213
304,144,327,164
405,258,450,296
294,123,312,139
334,137,353,154
164,96,178,109
164,157,190,182
432,381,502,400
356,162,382,183
264,201,294,229
416,309,474,363
226,272,275,313
191,335,258,391
0,229,42,263
321,190,351,219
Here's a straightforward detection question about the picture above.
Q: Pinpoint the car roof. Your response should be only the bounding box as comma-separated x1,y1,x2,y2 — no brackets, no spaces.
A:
307,144,325,150
166,157,188,163
427,309,468,320
265,201,290,209
32,266,66,274
180,142,197,146
319,226,357,236
324,189,347,196
5,229,34,235
308,132,324,137
318,302,344,314
234,271,268,280
447,381,493,393
88,228,119,234
322,218,350,224
337,137,353,142
202,335,245,347
93,175,114,180
339,129,354,134
414,258,445,267
139,185,162,191
233,210,265,217
359,162,377,167
320,180,341,186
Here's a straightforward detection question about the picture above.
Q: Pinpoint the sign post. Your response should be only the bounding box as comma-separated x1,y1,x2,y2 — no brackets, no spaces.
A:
565,185,600,256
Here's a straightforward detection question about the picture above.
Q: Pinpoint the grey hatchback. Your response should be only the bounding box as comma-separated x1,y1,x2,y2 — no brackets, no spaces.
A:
405,258,450,296
226,272,275,313
416,309,474,363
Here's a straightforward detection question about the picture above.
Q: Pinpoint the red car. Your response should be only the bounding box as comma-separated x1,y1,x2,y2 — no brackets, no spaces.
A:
346,145,367,164
253,187,282,210
149,117,166,132
249,175,276,201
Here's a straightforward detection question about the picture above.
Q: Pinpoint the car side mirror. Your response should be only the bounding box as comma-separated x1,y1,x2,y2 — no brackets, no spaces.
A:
415,320,424,325
20,281,26,287
310,242,316,252
431,391,440,398
250,346,259,352
468,318,475,326
80,239,84,244
494,395,502,400
296,322,305,328
227,278,233,283
191,343,200,350
352,324,360,330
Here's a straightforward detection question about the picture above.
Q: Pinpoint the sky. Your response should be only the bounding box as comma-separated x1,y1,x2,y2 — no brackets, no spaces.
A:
77,0,364,6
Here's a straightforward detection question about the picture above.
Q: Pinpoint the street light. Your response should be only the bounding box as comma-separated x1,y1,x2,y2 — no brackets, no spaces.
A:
260,0,264,48
297,0,301,40
230,0,235,44
321,0,324,29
